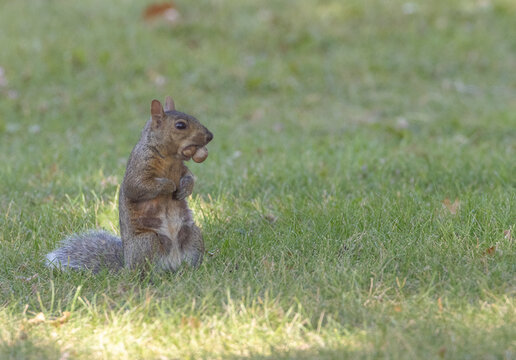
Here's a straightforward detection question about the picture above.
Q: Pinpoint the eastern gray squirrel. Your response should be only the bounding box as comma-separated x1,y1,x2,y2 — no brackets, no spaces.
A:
46,96,213,272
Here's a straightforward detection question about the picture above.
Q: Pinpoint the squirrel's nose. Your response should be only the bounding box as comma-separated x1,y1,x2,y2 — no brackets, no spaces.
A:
206,131,213,143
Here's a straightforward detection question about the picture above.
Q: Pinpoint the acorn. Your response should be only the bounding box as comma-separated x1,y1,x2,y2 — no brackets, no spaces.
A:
192,146,208,163
182,145,197,158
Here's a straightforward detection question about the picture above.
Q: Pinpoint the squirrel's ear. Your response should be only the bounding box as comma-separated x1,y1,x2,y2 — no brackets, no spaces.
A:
164,96,175,112
151,99,165,126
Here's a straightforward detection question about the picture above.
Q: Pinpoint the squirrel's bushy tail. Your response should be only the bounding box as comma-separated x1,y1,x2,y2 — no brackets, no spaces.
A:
46,230,124,273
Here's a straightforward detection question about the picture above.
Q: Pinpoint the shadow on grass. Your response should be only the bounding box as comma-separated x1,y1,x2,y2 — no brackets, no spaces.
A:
224,347,364,360
0,337,63,360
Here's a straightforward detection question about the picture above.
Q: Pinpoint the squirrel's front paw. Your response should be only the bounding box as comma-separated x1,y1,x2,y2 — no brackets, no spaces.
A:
155,177,176,194
174,175,194,200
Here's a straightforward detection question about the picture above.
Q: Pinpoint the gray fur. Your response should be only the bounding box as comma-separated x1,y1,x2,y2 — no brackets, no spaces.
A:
46,230,123,273
45,98,212,274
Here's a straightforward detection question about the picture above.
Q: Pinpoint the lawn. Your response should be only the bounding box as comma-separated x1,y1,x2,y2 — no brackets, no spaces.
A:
0,0,515,358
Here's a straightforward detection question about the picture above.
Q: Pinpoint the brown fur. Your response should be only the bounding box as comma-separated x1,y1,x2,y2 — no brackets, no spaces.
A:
119,98,213,271
46,97,212,273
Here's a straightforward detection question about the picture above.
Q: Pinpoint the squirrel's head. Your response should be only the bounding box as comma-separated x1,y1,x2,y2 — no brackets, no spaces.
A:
150,97,213,162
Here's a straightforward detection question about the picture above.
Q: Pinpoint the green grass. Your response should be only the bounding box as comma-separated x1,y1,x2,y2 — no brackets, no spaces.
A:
1,0,515,358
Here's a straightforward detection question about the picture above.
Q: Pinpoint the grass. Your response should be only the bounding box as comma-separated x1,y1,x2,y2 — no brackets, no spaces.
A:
0,0,515,358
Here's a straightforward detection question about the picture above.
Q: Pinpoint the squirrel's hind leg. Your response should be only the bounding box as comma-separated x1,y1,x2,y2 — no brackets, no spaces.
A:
123,232,160,271
178,224,204,268
124,232,184,272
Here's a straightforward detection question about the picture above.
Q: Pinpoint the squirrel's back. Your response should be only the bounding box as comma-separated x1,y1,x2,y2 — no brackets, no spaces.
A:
46,230,123,273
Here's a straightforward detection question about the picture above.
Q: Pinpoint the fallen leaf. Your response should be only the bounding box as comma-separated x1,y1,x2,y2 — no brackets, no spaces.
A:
50,312,71,327
485,246,496,255
442,198,460,215
180,316,200,328
393,305,402,312
504,229,512,241
27,312,46,325
437,297,443,312
143,2,180,24
438,346,446,358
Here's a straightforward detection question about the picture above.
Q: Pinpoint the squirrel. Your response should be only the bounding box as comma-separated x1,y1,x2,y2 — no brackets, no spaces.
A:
45,96,213,273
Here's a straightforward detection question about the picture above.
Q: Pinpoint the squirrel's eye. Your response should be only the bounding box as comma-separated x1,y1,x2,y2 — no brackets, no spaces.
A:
175,121,187,130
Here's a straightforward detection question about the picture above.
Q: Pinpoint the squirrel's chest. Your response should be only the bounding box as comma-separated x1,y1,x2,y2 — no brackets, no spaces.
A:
153,160,186,187
131,197,192,238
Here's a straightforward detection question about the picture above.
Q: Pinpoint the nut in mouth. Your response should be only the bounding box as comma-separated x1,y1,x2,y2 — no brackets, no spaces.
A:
181,145,209,163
